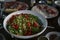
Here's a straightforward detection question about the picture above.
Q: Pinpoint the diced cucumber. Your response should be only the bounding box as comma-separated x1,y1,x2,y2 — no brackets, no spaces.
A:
18,30,23,35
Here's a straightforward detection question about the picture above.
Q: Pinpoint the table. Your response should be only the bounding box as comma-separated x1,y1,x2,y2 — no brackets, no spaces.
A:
0,1,60,40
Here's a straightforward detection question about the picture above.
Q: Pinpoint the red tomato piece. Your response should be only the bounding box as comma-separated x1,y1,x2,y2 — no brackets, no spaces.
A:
47,9,56,14
27,22,31,27
33,22,39,27
24,31,32,36
12,24,19,30
51,10,56,14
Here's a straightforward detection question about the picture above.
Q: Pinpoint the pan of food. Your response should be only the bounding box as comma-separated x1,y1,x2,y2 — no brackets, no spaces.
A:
3,10,47,39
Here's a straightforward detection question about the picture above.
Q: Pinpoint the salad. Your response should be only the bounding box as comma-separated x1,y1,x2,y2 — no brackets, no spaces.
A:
7,13,43,36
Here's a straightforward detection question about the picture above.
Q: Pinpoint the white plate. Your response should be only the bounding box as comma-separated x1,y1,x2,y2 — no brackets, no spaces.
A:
45,32,60,40
58,17,60,26
31,4,58,19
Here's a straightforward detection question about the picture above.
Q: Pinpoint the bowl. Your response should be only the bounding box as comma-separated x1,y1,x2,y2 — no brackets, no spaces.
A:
4,1,29,13
3,10,47,39
31,4,58,19
45,32,60,40
55,1,60,6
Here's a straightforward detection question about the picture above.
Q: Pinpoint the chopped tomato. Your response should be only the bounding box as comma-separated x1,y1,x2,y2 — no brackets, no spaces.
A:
24,26,32,36
12,24,19,30
47,9,56,14
24,31,32,36
51,10,56,14
27,22,31,27
33,22,39,27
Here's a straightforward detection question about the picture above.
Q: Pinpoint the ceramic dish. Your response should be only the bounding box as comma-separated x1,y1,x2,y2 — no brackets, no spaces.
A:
45,32,60,40
4,1,28,13
31,4,58,19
